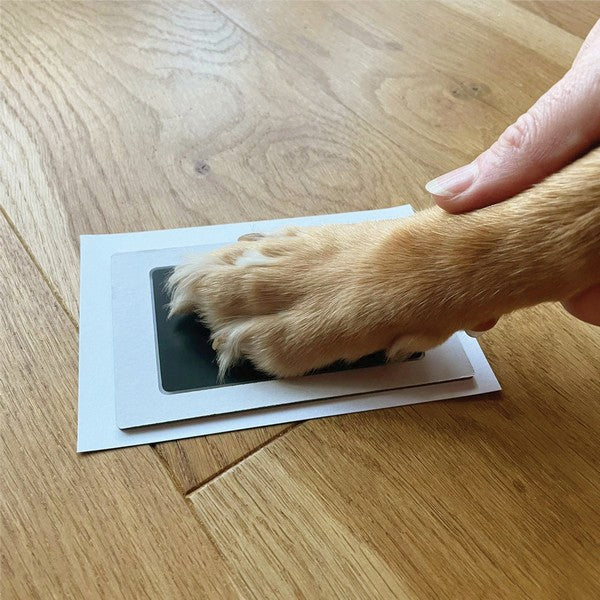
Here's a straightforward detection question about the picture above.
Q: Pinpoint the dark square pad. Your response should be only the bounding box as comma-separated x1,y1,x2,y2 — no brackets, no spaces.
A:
151,267,422,393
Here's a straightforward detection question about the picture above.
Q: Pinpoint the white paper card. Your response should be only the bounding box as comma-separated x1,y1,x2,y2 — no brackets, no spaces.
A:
112,245,473,428
78,205,501,452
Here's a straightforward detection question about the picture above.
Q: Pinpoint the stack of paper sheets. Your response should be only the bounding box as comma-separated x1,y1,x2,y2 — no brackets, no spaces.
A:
78,206,500,452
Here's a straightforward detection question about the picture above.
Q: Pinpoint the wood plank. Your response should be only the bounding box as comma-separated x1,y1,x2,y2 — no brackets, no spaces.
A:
1,0,432,319
154,423,293,493
3,1,599,594
0,217,236,599
514,1,599,38
438,0,584,61
191,304,600,599
213,0,580,175
0,0,439,487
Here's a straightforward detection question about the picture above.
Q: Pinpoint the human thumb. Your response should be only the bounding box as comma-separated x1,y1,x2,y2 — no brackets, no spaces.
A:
427,66,600,213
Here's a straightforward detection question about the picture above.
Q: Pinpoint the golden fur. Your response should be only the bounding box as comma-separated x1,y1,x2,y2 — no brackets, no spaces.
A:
168,147,600,377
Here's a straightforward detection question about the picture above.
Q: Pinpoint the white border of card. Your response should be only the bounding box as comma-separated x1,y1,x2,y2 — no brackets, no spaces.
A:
78,206,501,452
113,245,473,428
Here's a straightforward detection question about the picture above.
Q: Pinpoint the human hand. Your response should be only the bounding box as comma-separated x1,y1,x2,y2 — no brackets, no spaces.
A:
425,19,600,327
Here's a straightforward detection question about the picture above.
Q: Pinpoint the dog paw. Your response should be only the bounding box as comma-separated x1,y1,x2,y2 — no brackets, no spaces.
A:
167,220,455,377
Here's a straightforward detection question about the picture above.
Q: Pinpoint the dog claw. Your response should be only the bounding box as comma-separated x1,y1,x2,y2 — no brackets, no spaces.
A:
212,335,224,351
238,232,265,242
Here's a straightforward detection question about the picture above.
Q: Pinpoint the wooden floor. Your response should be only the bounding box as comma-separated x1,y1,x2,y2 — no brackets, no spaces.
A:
2,1,599,598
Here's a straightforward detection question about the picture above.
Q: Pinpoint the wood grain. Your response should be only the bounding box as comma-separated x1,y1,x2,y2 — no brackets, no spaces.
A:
0,0,437,489
1,0,431,319
2,1,599,596
514,0,599,38
213,0,583,176
154,423,293,493
0,216,236,599
191,306,600,600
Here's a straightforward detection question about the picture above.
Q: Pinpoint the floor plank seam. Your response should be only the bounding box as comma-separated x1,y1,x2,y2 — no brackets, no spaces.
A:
181,494,244,598
184,423,300,496
152,440,190,496
1,205,78,329
150,439,242,596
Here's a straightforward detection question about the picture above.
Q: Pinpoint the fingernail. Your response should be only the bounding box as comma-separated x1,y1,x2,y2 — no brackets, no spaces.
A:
425,162,478,197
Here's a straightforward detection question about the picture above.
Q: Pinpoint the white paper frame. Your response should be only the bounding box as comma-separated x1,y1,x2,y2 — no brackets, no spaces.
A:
78,206,501,452
112,245,473,428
